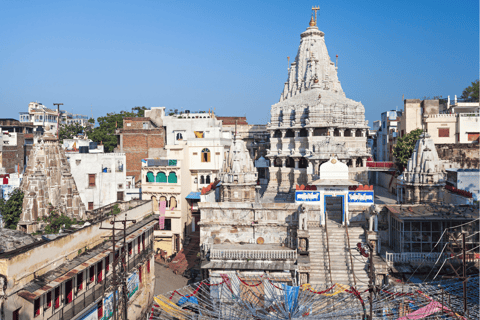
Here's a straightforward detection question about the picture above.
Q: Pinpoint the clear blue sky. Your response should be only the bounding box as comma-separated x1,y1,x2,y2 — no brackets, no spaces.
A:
1,0,478,126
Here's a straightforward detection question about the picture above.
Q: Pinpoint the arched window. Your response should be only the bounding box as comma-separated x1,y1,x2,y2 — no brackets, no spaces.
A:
206,175,211,184
201,148,211,162
168,172,178,183
273,130,282,138
194,177,198,184
285,129,294,138
176,133,183,140
156,172,167,183
146,172,155,182
274,158,282,167
200,175,205,184
159,196,168,208
169,197,177,209
286,157,295,168
299,157,308,168
299,129,308,137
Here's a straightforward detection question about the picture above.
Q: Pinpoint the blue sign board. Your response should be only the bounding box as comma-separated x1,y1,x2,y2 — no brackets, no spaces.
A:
295,191,321,202
348,191,374,203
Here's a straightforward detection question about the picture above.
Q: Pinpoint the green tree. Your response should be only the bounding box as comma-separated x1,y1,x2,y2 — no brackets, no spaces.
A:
461,79,479,102
59,122,88,143
88,118,95,124
39,208,83,234
0,189,24,230
88,108,147,152
393,128,423,171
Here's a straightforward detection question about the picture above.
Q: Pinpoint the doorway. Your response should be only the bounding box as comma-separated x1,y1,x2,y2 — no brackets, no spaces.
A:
324,195,344,224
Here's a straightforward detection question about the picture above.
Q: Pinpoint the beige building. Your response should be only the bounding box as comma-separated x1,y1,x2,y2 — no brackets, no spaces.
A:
399,98,480,144
141,135,232,257
0,200,156,320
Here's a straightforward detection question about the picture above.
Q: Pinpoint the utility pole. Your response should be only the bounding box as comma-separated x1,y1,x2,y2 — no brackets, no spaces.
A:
100,214,136,320
53,103,63,140
368,243,375,320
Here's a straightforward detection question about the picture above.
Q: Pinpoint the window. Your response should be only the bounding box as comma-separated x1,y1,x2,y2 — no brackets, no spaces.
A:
146,172,155,182
117,191,124,201
164,219,172,231
143,122,148,129
65,279,73,304
137,237,141,253
206,175,211,184
200,175,205,184
128,242,132,255
88,202,93,210
169,196,177,209
46,291,52,309
156,172,167,183
194,131,204,138
97,261,103,283
97,301,103,319
142,233,145,251
89,265,95,283
201,148,211,162
54,287,60,309
147,260,151,273
468,133,480,141
176,132,183,140
438,128,450,137
168,172,177,183
139,266,142,282
105,256,110,272
76,272,83,291
13,308,20,320
88,174,95,187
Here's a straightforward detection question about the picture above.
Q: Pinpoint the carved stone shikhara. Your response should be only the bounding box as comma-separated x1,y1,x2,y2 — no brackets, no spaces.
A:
18,132,85,233
265,20,370,195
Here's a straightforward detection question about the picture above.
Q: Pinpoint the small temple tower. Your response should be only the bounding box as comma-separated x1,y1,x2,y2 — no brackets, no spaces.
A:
219,139,258,202
397,132,446,204
19,132,85,233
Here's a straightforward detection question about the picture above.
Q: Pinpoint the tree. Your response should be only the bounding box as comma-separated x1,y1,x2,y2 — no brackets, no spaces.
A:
38,208,83,234
88,108,146,152
58,122,88,143
393,128,423,171
461,79,479,102
0,189,24,230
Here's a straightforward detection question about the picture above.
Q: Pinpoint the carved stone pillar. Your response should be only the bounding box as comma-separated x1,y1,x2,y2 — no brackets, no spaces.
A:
328,128,334,136
314,160,319,175
294,159,299,169
352,159,356,168
414,186,420,204
362,157,367,167
351,129,357,137
294,129,300,138
361,129,367,137
308,128,314,137
281,158,286,168
281,130,286,138
339,128,345,137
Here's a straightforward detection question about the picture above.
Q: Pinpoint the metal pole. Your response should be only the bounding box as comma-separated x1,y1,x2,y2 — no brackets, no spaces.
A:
462,232,467,314
123,213,128,320
112,215,117,320
368,244,374,320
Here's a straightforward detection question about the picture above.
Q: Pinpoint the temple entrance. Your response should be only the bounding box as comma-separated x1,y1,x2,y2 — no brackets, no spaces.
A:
325,195,343,224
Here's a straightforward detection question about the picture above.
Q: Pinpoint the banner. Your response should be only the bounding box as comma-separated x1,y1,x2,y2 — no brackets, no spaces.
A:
102,291,118,320
78,306,98,320
159,201,166,230
127,272,139,298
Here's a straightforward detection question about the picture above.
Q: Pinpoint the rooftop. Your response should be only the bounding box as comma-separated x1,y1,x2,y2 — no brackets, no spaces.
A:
386,204,478,220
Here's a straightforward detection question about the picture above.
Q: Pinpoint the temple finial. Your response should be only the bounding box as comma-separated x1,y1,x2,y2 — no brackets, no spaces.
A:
312,6,320,24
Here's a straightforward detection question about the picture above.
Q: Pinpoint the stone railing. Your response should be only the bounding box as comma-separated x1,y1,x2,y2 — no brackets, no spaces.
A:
384,252,447,267
426,114,457,118
459,112,480,117
210,249,297,260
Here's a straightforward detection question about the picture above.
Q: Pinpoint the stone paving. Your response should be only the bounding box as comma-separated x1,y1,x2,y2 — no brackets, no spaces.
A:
154,262,188,296
373,185,397,205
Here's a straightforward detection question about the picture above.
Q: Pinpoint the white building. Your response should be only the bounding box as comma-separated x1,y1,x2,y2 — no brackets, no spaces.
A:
141,107,233,256
65,141,127,210
377,110,401,161
19,102,92,136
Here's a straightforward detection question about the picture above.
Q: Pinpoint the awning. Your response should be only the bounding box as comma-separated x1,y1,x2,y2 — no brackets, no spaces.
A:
186,192,201,200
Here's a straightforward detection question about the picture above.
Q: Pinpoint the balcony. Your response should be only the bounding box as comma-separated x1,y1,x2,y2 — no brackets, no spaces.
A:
47,244,153,320
210,245,297,261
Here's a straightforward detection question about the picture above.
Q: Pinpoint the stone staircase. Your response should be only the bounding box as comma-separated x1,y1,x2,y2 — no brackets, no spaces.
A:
309,219,370,289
